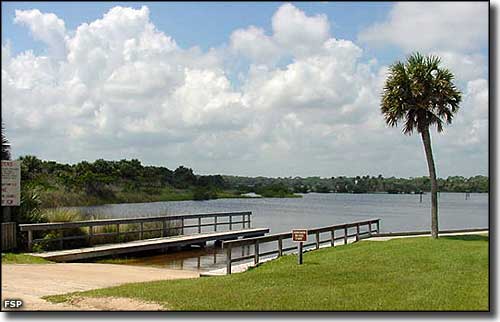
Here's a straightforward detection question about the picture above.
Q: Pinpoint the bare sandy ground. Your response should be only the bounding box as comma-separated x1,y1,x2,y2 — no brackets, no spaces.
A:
1,263,199,311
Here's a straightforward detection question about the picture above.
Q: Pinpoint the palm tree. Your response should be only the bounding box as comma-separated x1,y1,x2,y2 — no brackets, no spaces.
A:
381,53,462,239
1,123,11,160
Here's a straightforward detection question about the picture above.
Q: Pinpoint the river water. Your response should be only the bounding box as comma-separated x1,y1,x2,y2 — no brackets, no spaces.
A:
75,192,488,272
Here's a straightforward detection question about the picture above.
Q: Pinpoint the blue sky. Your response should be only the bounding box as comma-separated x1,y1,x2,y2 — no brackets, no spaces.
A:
2,2,399,63
1,2,489,177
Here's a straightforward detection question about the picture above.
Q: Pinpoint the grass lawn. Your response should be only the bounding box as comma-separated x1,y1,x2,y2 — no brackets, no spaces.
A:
2,253,53,264
45,235,488,311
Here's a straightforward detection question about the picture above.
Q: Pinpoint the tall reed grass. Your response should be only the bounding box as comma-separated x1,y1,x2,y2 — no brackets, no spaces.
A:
32,208,182,252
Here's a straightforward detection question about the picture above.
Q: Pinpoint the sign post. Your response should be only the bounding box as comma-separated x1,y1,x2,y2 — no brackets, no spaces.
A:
292,229,308,265
2,161,21,207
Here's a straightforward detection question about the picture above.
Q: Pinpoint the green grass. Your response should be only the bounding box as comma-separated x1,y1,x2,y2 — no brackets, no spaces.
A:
2,253,53,264
44,235,488,311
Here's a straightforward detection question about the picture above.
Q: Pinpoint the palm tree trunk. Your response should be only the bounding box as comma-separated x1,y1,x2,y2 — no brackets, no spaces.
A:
421,127,439,239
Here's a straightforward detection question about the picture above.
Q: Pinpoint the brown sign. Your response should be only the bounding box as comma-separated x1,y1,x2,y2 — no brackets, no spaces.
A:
292,229,308,242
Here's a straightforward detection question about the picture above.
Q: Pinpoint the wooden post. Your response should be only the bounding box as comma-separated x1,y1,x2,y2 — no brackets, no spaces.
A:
226,244,232,275
229,215,233,230
315,232,320,249
88,225,93,246
254,241,260,264
242,214,245,229
28,230,33,252
331,229,335,247
356,224,360,241
376,220,380,234
278,236,283,257
298,242,303,265
248,214,251,228
214,216,217,232
198,217,201,233
181,218,184,235
140,222,144,240
344,226,348,245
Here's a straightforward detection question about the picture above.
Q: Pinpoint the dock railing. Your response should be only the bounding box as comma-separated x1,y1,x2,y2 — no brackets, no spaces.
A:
20,211,251,251
223,218,380,274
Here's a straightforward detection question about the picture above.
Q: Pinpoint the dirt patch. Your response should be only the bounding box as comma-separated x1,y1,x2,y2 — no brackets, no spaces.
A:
2,263,198,311
67,296,165,311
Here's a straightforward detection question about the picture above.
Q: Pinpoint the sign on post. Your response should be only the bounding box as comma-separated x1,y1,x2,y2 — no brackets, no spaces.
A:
292,229,308,265
292,229,308,242
2,161,21,206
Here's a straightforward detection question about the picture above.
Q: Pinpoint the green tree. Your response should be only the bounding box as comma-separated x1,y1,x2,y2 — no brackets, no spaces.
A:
19,155,43,181
381,53,462,238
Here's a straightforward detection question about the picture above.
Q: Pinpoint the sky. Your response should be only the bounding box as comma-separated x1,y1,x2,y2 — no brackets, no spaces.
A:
1,1,489,178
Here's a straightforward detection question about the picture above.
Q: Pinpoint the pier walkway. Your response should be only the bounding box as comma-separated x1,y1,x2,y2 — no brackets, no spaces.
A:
29,228,269,262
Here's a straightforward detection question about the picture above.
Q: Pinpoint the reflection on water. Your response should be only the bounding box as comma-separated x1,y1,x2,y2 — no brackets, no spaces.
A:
100,243,255,272
74,192,488,272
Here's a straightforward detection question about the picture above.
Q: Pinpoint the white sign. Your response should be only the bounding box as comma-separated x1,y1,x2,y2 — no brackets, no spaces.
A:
2,161,21,206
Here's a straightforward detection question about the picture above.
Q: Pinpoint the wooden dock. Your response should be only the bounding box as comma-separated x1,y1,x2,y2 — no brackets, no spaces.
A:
29,228,269,262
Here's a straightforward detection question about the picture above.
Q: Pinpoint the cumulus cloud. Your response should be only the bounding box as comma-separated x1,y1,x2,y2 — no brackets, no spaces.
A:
229,26,280,64
358,2,488,53
230,2,331,64
14,9,67,58
272,3,330,57
2,3,488,177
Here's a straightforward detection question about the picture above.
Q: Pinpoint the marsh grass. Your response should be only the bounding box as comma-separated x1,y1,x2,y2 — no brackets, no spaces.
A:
32,208,183,251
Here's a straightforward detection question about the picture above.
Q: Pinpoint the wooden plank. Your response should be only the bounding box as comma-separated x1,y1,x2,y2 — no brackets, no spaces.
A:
30,228,269,262
19,211,252,231
1,222,17,251
28,230,33,252
226,244,232,275
254,240,259,265
223,219,380,249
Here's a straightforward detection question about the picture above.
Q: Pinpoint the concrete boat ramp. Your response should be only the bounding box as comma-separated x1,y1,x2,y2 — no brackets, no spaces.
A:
29,228,269,262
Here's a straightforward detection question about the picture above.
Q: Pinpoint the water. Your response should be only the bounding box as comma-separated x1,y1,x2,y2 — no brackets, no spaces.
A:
76,192,488,272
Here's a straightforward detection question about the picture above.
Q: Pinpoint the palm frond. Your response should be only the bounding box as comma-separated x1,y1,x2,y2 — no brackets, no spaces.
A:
380,52,462,135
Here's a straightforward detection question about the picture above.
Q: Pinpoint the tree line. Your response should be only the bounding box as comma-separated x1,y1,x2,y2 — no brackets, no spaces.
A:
224,174,488,194
15,156,490,202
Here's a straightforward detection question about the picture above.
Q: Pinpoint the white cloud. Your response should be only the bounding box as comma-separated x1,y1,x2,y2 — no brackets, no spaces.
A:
229,2,332,63
358,2,488,53
2,3,489,177
229,26,280,64
272,3,330,57
433,51,487,84
14,9,67,58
